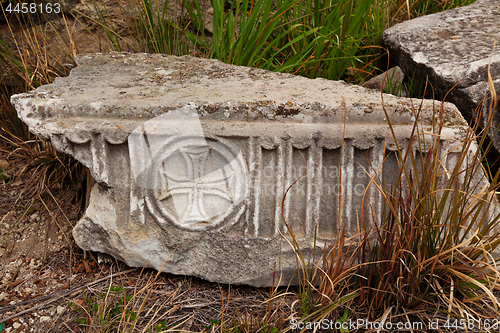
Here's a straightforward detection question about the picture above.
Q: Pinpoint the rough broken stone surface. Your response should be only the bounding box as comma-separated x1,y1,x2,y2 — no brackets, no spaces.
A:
382,0,500,152
362,66,406,97
10,52,493,286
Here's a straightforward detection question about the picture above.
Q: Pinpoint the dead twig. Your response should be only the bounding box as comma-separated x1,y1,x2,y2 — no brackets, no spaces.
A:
0,268,139,323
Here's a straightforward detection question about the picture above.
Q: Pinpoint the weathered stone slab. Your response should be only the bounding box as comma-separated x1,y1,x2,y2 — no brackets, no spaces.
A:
10,52,492,286
382,0,500,152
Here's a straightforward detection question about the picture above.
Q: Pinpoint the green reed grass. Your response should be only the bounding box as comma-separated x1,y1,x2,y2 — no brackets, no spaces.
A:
204,0,384,80
81,0,477,83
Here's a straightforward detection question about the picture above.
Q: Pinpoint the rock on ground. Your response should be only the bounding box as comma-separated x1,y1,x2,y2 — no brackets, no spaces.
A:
383,0,500,153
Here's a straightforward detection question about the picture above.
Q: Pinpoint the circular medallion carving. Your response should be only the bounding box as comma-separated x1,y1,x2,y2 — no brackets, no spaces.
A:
144,136,248,230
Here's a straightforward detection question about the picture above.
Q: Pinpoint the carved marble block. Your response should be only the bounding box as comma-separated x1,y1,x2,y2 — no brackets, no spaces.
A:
11,53,493,286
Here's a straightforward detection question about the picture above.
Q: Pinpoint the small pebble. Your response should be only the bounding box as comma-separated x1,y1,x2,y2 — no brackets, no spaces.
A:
56,305,66,315
39,316,51,323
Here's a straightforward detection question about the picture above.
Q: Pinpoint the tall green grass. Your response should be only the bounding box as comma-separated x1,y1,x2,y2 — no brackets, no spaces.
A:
209,0,382,81
82,0,479,83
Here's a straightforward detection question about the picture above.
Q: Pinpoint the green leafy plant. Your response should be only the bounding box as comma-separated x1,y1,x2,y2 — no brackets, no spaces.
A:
202,318,248,333
379,68,406,96
74,0,201,55
153,320,167,332
401,71,428,98
72,0,478,85
336,309,349,333
68,300,87,325
68,286,137,330
203,318,220,331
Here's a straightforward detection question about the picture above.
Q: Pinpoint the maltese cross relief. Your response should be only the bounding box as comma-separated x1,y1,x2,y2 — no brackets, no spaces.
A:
157,146,235,224
148,139,247,230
